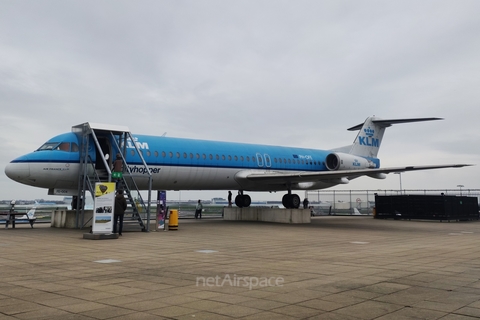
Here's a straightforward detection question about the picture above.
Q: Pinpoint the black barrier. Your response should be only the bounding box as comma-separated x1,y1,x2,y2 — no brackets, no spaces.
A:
375,195,479,221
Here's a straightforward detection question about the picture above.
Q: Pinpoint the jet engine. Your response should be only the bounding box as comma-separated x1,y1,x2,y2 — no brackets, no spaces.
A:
325,153,376,171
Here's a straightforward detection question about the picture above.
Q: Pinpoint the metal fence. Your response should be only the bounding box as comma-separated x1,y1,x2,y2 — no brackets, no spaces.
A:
305,189,480,215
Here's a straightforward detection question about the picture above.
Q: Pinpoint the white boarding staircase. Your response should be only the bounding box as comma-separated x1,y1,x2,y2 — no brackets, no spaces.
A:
71,123,153,231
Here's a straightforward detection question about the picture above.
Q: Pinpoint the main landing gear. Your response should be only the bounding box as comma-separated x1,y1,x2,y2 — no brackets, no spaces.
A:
282,193,301,209
234,190,301,209
235,191,251,208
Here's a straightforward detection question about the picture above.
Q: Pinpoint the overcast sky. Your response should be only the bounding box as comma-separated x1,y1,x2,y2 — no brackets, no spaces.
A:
1,0,479,202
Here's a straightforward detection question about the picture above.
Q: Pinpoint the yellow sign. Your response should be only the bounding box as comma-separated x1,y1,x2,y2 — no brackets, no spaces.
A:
95,182,116,197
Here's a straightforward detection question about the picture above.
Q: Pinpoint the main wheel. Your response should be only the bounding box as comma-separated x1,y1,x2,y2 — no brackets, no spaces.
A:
282,194,290,208
235,195,244,207
291,194,301,209
242,195,251,207
235,195,252,208
282,194,301,208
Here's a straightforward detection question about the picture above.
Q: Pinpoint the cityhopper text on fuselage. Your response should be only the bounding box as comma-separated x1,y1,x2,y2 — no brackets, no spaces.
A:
4,116,470,208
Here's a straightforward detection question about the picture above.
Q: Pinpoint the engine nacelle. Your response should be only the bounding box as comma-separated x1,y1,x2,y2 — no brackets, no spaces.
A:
325,152,376,171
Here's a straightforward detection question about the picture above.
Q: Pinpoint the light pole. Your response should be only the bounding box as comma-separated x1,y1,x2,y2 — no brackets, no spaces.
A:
457,184,464,196
395,172,403,194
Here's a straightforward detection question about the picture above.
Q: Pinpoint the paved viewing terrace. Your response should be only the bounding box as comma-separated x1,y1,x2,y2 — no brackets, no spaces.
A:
2,216,480,319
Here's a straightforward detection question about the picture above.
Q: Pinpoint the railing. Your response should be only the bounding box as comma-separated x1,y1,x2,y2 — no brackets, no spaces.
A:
305,189,480,215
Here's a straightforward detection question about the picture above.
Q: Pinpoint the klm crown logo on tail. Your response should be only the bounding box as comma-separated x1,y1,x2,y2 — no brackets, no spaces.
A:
359,127,379,147
364,127,374,137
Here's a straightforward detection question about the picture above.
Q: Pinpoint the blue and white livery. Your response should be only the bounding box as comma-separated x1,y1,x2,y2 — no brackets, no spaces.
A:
4,116,470,208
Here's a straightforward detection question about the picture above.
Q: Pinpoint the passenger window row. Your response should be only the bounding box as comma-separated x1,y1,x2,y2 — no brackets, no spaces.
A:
128,149,319,166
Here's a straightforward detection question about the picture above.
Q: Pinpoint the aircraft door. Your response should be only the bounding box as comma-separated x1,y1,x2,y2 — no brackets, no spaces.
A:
256,153,264,167
96,137,111,171
264,154,271,168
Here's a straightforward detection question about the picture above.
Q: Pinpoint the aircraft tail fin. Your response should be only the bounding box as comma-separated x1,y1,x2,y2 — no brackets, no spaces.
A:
26,207,36,220
17,207,36,220
346,116,443,158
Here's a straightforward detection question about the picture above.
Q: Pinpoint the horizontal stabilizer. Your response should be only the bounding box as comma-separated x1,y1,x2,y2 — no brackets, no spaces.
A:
348,117,443,131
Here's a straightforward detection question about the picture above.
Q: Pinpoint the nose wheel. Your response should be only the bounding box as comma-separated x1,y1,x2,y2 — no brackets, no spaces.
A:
282,194,301,209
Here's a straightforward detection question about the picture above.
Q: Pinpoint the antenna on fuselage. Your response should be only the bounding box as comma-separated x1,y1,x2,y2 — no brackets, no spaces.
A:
161,132,167,137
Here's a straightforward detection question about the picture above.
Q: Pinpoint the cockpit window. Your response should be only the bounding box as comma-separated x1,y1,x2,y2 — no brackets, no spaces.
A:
38,142,60,151
37,142,79,152
56,142,70,151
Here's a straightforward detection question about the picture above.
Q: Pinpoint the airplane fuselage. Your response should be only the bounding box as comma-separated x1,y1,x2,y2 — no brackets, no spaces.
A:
6,117,468,209
5,132,380,195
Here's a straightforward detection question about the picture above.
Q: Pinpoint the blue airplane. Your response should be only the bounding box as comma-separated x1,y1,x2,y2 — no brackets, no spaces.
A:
4,116,470,208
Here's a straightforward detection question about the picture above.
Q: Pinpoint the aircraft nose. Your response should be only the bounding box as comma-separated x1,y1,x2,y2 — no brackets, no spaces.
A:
5,161,31,184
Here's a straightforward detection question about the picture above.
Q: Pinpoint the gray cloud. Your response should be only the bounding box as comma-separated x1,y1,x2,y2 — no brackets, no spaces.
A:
1,0,479,201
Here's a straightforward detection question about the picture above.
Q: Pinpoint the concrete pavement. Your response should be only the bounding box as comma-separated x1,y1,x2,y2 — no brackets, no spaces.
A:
1,216,480,319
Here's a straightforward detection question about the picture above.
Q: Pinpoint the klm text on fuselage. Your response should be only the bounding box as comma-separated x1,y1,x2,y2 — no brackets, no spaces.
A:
125,137,150,150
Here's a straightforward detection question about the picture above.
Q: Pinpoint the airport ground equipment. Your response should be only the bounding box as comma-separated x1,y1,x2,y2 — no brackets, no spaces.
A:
72,123,152,231
169,209,178,230
374,195,479,221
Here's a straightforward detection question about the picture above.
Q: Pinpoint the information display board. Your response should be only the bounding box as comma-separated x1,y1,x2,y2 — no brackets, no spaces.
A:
92,182,116,234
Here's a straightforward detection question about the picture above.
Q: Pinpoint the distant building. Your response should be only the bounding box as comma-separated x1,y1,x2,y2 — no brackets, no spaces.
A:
211,197,227,205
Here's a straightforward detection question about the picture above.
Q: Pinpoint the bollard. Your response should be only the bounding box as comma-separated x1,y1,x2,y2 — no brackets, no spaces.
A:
169,209,178,230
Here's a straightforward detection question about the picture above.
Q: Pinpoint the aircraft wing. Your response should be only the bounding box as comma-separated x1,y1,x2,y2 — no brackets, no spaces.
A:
242,164,472,185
